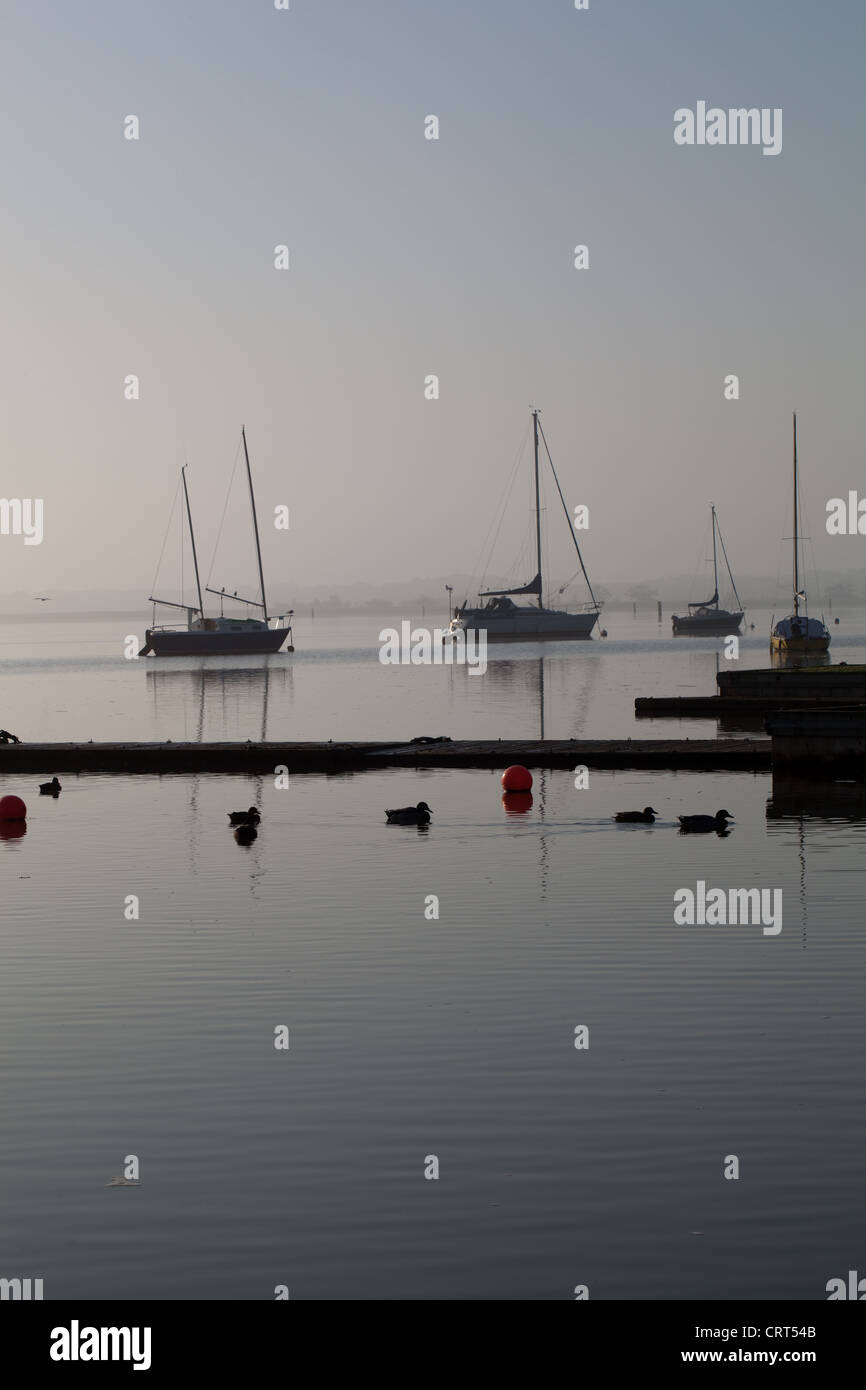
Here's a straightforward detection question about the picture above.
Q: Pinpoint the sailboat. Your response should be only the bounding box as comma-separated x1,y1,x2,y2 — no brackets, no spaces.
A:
770,414,830,656
671,506,744,635
140,429,294,656
448,409,601,641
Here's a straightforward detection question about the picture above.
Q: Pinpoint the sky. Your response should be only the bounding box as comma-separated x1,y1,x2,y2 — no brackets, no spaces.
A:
0,0,864,606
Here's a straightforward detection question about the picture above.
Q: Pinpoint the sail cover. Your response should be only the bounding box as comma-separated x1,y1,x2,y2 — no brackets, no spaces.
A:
480,572,542,598
688,589,719,610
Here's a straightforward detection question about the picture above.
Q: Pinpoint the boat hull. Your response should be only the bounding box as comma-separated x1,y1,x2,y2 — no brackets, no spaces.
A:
672,610,743,636
770,636,831,655
145,627,292,656
450,607,598,642
771,614,830,655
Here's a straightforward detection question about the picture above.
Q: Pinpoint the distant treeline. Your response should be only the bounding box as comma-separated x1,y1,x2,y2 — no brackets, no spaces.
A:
2,578,864,618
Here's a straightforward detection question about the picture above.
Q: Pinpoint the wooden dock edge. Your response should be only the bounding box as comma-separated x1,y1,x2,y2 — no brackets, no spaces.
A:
0,739,772,775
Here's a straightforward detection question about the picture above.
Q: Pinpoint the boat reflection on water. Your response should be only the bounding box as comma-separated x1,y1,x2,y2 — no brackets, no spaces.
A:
770,649,832,671
144,660,292,883
765,774,866,952
454,649,599,742
767,775,866,821
145,658,293,743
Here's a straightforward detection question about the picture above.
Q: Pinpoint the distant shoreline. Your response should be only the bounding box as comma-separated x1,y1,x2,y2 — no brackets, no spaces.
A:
0,600,862,623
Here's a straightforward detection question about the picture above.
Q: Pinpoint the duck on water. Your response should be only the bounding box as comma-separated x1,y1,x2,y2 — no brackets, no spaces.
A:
386,802,432,825
678,810,734,833
39,777,62,796
614,806,657,823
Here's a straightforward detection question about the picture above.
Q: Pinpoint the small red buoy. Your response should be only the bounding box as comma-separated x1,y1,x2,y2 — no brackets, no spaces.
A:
501,765,532,793
0,794,27,821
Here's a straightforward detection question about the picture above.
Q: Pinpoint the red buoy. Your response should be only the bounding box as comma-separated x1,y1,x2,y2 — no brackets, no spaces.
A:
501,765,532,792
0,794,27,821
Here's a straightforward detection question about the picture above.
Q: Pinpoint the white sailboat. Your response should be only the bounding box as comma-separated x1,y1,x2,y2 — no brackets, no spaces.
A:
141,429,294,657
448,410,601,642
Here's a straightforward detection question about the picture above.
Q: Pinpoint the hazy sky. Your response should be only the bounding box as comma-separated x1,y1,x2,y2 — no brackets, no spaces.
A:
1,0,864,604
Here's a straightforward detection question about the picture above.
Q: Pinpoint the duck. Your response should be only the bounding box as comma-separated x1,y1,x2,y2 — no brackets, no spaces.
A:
678,809,733,833
385,802,432,825
227,807,261,826
39,777,62,796
234,823,258,845
614,806,657,823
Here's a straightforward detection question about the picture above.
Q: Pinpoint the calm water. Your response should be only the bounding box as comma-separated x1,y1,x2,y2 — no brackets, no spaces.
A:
1,611,864,1299
0,606,863,743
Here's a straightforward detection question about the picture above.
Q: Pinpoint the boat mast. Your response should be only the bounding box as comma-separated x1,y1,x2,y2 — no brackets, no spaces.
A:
532,409,543,609
535,414,600,616
711,504,719,606
792,412,799,618
242,426,269,623
181,465,204,616
715,515,744,616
